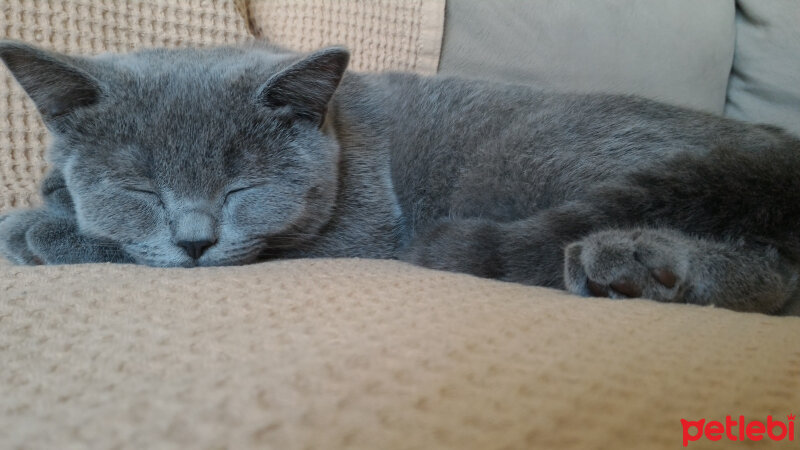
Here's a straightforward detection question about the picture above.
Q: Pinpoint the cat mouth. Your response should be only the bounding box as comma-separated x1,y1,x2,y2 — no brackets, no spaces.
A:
194,241,297,267
122,242,197,268
195,244,267,267
124,233,304,267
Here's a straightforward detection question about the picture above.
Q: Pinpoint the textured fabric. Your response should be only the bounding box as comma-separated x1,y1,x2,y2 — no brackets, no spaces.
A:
725,0,800,137
0,0,251,214
439,0,736,114
1,257,798,449
245,0,445,74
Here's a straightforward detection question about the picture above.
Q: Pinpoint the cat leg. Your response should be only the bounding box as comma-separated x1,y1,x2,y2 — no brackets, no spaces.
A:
0,170,131,265
402,213,799,315
401,218,510,279
564,228,799,314
401,202,600,286
0,208,132,265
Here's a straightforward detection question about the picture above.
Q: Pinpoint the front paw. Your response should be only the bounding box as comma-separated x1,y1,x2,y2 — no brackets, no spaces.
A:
0,209,49,265
0,209,130,265
564,229,691,302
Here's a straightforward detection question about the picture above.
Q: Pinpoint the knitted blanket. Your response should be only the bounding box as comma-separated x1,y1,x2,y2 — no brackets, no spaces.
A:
2,257,798,449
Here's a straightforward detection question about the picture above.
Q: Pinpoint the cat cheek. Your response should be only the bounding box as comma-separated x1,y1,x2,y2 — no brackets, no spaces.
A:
86,198,163,241
228,204,266,228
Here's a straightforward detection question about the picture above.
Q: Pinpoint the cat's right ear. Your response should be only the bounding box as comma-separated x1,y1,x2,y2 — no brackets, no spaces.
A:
0,41,101,121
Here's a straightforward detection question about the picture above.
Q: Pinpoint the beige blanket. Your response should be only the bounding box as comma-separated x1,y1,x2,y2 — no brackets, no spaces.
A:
2,257,799,449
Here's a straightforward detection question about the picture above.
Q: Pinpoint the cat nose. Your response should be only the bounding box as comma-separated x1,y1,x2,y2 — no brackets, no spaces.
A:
172,209,217,259
177,239,216,259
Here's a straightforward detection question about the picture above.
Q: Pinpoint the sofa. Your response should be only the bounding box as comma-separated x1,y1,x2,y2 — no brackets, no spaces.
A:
1,1,799,449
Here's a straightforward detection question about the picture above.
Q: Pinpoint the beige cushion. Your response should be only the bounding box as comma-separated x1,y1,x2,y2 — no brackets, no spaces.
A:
243,0,445,74
0,0,251,214
724,0,800,137
1,257,799,449
439,0,736,113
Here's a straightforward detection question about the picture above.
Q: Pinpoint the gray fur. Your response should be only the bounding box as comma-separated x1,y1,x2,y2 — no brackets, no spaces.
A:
1,41,799,315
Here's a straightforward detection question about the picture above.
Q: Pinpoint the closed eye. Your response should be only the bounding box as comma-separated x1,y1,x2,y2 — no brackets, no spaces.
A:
224,183,267,202
225,187,249,198
125,187,156,194
123,186,163,203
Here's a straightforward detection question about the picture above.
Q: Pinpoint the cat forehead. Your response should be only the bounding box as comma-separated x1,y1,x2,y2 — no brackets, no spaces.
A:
93,45,296,89
78,48,296,131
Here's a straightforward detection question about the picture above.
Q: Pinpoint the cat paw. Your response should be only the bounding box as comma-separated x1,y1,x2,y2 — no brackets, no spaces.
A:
0,209,130,265
564,229,692,302
0,210,48,265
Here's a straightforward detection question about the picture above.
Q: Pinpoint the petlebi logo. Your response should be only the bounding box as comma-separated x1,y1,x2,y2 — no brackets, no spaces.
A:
681,414,796,447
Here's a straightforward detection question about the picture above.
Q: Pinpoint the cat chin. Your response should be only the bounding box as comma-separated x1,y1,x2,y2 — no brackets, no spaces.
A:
196,250,262,267
196,258,252,267
123,243,196,268
133,256,197,268
194,239,268,267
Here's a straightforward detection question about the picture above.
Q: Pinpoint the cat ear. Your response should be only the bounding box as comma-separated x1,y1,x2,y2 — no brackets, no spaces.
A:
0,41,101,120
257,47,350,125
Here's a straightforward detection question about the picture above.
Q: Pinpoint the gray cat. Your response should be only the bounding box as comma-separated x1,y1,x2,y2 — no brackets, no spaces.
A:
1,41,799,316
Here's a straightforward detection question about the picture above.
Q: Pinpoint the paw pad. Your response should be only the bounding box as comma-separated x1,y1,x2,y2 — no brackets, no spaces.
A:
651,268,677,288
609,279,642,298
564,229,689,303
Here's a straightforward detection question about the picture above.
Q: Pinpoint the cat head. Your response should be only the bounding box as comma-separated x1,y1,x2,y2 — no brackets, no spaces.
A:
0,41,350,267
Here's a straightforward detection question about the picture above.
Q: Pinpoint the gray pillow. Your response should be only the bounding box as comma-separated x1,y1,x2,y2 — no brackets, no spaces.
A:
439,0,735,114
724,0,800,137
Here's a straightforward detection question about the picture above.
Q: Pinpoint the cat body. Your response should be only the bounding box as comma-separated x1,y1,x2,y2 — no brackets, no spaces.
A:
1,41,799,315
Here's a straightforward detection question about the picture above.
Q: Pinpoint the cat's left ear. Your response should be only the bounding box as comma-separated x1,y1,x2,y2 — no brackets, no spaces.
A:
257,47,350,126
0,41,102,121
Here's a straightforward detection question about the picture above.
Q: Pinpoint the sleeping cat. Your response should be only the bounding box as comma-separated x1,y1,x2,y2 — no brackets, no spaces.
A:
1,41,799,315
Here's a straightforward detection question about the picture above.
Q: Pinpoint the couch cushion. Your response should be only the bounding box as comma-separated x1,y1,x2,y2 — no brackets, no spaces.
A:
439,0,736,114
244,0,445,74
724,0,800,137
0,0,250,214
1,258,798,449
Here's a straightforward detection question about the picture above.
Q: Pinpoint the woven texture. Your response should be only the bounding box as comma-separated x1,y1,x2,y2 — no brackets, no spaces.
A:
1,257,798,449
0,0,250,214
245,0,445,74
